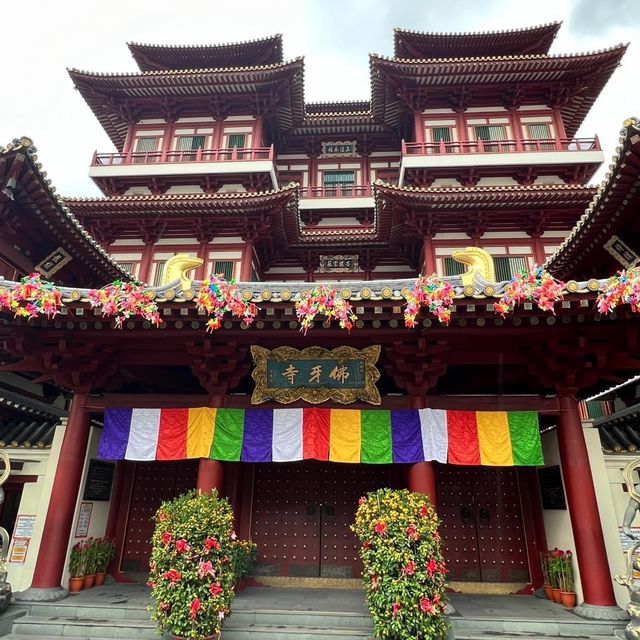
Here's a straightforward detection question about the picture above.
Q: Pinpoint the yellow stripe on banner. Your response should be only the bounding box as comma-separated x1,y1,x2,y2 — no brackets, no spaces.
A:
329,409,361,463
477,411,514,466
186,407,217,458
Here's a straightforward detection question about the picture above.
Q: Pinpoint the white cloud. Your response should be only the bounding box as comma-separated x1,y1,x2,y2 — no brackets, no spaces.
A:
1,0,638,196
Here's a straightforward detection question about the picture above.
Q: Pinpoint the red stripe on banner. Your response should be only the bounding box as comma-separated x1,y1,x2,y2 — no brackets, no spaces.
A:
156,408,188,460
303,408,330,460
447,411,480,465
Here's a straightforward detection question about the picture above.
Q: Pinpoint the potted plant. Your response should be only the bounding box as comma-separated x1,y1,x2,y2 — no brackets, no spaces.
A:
548,548,564,603
352,488,449,640
82,538,98,588
148,490,236,640
559,550,576,608
539,552,553,600
95,538,115,586
68,542,85,593
232,540,257,591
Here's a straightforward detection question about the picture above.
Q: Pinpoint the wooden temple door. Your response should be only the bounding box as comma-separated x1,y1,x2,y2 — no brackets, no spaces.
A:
252,462,390,579
120,460,198,575
437,465,529,583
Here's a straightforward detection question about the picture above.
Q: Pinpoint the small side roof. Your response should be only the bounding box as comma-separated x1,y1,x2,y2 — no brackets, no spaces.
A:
128,35,283,71
394,23,561,59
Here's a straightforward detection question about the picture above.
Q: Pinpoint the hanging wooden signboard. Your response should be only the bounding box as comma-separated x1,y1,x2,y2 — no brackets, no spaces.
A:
251,345,381,405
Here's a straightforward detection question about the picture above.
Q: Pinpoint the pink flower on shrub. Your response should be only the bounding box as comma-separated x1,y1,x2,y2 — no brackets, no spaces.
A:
402,560,416,576
198,560,215,579
426,558,438,577
420,597,437,614
358,496,366,505
362,541,372,549
175,539,191,553
433,531,441,543
162,569,181,583
204,537,221,551
190,597,201,620
406,524,420,540
230,531,237,540
392,601,402,617
157,510,168,522
210,582,223,597
161,532,172,545
159,601,170,612
218,610,226,620
371,574,379,589
439,561,449,574
419,505,429,518
374,521,387,535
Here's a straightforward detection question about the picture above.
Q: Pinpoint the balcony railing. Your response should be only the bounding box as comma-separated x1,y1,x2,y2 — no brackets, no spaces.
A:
299,185,373,198
402,137,601,156
92,145,275,166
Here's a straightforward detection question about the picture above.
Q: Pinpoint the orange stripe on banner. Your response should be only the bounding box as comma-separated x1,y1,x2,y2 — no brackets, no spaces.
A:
329,410,361,463
303,408,330,460
477,411,513,466
447,411,480,465
157,408,188,460
186,408,216,458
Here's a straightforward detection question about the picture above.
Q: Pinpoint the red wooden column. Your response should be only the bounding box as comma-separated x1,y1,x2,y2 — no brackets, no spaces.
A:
239,238,254,282
197,460,224,495
20,393,91,600
557,395,624,619
407,396,437,508
422,234,436,275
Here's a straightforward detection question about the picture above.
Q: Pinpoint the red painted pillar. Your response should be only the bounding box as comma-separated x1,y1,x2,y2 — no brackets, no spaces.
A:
138,242,155,284
422,234,436,275
30,393,91,592
413,112,425,144
240,238,254,281
557,394,617,607
407,396,437,508
197,459,224,495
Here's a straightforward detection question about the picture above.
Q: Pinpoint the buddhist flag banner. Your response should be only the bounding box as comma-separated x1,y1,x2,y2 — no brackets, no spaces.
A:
98,407,543,466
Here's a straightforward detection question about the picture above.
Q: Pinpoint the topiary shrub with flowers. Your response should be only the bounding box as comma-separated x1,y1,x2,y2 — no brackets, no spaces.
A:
352,488,449,640
148,490,236,640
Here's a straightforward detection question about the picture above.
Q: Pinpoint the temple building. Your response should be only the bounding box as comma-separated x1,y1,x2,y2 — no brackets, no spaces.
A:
0,23,638,626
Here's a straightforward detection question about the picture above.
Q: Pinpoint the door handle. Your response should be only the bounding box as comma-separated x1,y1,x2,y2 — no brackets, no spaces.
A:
478,507,490,526
323,505,336,518
306,504,317,518
461,506,473,525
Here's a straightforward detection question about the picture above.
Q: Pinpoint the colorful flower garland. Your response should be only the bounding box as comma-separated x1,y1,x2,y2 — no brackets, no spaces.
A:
493,265,565,318
295,284,357,335
0,272,62,319
403,274,454,328
596,267,640,315
87,280,161,329
195,275,257,333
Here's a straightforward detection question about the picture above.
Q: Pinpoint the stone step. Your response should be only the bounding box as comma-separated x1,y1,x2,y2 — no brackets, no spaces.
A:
232,608,373,629
26,603,150,621
11,615,162,639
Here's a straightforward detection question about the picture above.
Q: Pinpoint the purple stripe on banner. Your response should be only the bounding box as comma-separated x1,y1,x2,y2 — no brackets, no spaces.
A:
241,409,273,462
391,410,424,463
98,408,133,460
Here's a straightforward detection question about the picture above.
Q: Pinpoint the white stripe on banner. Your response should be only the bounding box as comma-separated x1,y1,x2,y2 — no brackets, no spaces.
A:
125,408,161,460
272,408,303,462
419,408,448,463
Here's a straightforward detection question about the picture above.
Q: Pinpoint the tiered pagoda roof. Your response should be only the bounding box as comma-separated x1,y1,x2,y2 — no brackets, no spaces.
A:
547,118,640,280
370,46,627,136
128,34,284,71
0,138,129,285
393,23,561,59
68,58,305,149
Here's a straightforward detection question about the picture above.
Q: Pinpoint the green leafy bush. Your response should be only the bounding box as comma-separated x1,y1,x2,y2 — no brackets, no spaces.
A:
69,541,85,578
352,488,449,639
148,490,236,639
232,539,257,582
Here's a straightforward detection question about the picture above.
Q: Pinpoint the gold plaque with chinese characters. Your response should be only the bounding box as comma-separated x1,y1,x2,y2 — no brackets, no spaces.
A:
250,345,381,405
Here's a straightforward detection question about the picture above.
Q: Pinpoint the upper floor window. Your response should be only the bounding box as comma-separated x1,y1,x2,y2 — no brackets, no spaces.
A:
475,125,506,151
323,170,355,196
177,135,206,151
494,256,528,281
431,126,452,143
228,134,245,148
212,260,236,280
525,123,555,151
443,257,466,277
119,262,134,275
135,136,158,152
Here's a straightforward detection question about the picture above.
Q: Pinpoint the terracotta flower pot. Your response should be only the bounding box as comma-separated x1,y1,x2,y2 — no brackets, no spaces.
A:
543,584,553,600
82,574,96,589
94,572,106,586
560,591,576,608
172,635,220,640
552,587,562,603
68,576,83,593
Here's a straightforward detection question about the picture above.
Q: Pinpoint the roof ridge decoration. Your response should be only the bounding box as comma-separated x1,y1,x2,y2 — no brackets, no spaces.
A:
127,34,283,51
393,22,562,37
0,138,130,281
373,180,596,194
68,56,305,78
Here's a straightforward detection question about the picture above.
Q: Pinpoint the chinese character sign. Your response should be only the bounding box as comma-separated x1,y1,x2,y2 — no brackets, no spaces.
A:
320,141,357,157
251,345,381,405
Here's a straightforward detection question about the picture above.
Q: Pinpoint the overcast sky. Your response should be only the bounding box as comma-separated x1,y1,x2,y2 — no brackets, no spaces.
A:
1,0,638,196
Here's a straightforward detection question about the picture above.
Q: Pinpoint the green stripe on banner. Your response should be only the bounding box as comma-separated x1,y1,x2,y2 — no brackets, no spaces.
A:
507,411,543,466
361,410,392,464
210,408,245,461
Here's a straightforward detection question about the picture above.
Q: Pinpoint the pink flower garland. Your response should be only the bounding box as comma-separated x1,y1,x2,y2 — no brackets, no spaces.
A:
295,284,357,335
404,274,454,328
0,272,62,319
493,265,565,317
596,267,640,314
87,280,161,329
195,275,257,333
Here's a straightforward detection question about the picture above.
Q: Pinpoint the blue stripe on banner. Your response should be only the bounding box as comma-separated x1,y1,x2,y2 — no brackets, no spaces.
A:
391,409,424,463
241,409,273,462
98,408,133,460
